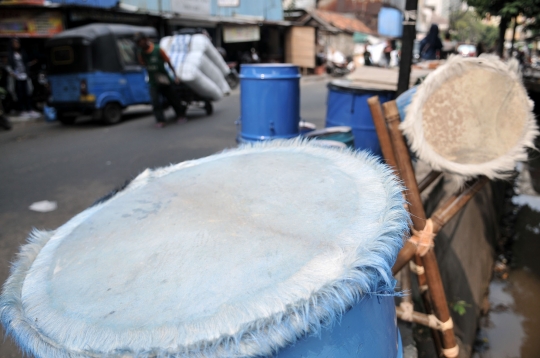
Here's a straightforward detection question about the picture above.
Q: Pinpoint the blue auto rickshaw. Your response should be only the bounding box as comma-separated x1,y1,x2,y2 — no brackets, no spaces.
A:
46,24,156,125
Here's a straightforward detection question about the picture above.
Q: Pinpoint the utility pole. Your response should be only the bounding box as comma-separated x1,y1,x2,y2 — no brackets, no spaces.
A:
397,0,418,96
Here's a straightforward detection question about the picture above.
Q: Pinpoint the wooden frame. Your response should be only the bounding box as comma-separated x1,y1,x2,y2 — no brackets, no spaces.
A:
368,97,490,358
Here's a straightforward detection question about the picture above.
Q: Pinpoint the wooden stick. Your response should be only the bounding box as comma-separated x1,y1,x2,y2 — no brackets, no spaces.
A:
431,177,489,232
418,171,442,193
369,96,443,356
396,306,454,332
369,96,428,290
383,100,457,356
367,96,398,169
392,176,489,273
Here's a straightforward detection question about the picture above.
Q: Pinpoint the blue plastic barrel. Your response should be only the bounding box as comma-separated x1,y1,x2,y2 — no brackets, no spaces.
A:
239,64,301,142
325,80,395,156
396,85,418,121
275,295,402,357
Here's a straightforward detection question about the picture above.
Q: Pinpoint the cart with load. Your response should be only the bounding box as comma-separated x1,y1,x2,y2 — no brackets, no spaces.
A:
160,29,231,116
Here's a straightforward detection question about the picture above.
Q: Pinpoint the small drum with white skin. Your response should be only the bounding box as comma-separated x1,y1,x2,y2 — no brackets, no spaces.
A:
400,55,538,187
1,141,408,357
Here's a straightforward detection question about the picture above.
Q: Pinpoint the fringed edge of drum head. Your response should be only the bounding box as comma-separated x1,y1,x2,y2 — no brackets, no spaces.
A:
1,139,410,358
400,55,539,189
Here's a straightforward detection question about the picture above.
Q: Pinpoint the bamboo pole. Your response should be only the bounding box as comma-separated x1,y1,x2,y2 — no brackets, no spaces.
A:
368,96,428,289
368,96,443,356
382,100,458,357
367,96,398,169
392,177,489,273
396,306,455,332
418,171,442,194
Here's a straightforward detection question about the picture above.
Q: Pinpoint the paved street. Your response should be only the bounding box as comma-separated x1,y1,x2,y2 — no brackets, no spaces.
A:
0,78,328,357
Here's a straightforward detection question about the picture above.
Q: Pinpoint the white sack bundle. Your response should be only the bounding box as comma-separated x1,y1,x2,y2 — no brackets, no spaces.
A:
176,60,223,101
161,34,230,76
184,51,230,94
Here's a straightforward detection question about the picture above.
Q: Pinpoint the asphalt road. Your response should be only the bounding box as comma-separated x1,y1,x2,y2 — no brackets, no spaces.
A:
0,78,329,357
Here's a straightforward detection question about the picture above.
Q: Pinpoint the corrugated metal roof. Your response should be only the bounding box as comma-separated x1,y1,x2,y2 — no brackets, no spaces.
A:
307,10,372,34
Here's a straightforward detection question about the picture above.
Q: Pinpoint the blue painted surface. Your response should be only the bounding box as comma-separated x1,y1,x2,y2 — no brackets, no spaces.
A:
49,0,118,8
211,0,283,21
239,64,301,142
49,71,151,110
275,295,400,358
378,7,404,38
325,82,395,156
120,0,171,13
396,85,418,121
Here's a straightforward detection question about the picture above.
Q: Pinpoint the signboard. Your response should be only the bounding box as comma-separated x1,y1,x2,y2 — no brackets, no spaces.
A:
0,10,63,38
171,0,211,16
218,0,239,6
223,25,260,43
0,0,44,5
70,10,146,24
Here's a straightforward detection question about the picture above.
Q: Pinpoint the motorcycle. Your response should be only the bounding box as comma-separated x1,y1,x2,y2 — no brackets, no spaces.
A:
0,87,12,131
0,69,12,130
326,50,355,77
225,62,239,90
326,58,355,77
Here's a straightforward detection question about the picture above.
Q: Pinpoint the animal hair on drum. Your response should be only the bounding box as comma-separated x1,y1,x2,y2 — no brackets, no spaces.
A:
1,139,409,358
400,55,538,189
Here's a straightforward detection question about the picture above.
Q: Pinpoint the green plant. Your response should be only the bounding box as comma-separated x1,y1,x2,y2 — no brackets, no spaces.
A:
451,300,472,316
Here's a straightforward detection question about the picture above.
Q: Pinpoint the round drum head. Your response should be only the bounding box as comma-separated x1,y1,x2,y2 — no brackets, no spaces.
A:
1,141,407,358
401,56,538,186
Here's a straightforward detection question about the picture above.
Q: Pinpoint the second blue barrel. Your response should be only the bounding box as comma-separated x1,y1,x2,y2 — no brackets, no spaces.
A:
239,64,301,142
326,80,395,156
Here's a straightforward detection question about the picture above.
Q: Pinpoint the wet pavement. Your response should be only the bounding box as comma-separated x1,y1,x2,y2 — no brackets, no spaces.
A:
474,158,540,357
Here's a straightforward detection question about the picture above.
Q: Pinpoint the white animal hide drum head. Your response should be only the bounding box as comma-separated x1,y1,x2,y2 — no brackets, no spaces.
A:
401,56,538,185
1,141,407,358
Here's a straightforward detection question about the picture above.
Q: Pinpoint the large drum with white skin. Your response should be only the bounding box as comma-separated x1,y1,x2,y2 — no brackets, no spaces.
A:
1,140,408,357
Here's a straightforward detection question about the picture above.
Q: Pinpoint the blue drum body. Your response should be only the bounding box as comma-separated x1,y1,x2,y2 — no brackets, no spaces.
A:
326,81,395,156
396,85,418,121
239,64,301,142
276,295,402,358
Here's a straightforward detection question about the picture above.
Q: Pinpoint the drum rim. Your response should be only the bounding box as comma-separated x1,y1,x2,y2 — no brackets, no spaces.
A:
1,140,409,358
400,55,538,188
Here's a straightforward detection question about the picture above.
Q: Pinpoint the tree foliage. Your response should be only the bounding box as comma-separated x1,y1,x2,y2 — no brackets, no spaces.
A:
453,11,499,48
466,0,540,54
467,0,540,19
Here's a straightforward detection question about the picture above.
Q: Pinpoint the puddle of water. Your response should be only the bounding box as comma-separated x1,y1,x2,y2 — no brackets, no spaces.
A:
479,270,540,358
477,191,540,358
512,194,540,211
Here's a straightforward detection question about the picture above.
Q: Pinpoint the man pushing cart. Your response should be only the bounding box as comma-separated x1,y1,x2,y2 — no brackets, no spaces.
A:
135,32,187,128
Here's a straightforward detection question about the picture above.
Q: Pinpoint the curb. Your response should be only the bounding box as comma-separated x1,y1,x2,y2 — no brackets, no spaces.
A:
301,74,330,83
7,116,44,124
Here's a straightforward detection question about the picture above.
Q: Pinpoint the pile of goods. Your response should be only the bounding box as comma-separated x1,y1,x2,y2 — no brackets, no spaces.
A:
160,34,231,101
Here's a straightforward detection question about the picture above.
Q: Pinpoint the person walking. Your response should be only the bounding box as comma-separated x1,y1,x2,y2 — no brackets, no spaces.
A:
135,32,186,128
383,40,393,67
441,32,456,59
7,38,39,119
419,24,443,61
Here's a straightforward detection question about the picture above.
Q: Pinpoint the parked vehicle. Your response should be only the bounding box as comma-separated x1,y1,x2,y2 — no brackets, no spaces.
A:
457,44,476,57
46,24,156,125
225,62,239,89
326,50,355,77
327,60,354,77
0,86,12,131
30,63,50,110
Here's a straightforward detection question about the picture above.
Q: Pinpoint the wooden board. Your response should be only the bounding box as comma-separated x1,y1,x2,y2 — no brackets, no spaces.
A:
285,26,315,69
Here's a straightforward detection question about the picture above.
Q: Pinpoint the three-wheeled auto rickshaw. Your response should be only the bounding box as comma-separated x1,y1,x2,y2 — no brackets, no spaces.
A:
46,24,157,125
